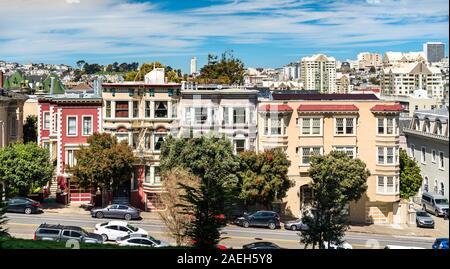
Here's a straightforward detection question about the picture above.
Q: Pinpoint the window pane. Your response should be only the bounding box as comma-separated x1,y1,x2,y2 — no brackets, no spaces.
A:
154,167,161,184
172,101,178,118
145,101,151,118
271,116,282,135
155,101,168,118
336,118,344,134
312,118,321,134
83,117,92,135
387,148,394,164
345,118,354,134
302,148,310,164
68,117,76,135
106,101,111,118
378,147,384,164
145,166,151,184
386,177,394,193
194,108,208,124
302,118,310,134
377,176,384,193
233,108,246,124
44,113,50,129
115,101,129,118
154,134,165,151
378,118,384,134
133,101,139,118
223,107,229,125
386,118,394,134
235,140,245,153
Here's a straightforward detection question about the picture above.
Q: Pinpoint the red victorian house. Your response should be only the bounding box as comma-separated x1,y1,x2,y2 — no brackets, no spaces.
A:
38,92,102,204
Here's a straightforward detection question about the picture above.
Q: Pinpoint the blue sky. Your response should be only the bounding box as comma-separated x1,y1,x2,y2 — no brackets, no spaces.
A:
0,0,448,73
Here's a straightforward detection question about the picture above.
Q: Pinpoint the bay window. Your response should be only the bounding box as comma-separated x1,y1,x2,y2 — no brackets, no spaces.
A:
377,147,397,165
377,176,399,194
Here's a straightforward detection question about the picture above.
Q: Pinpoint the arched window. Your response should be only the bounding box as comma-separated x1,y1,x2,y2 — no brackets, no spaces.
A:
435,120,442,135
434,179,438,194
424,118,431,133
424,177,429,192
440,182,445,196
414,117,420,130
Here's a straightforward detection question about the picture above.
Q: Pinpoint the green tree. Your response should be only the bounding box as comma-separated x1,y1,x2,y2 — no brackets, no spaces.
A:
197,50,245,85
160,135,240,248
399,149,423,200
23,115,38,143
0,142,54,197
238,149,293,209
369,77,380,85
0,191,7,237
299,151,370,249
69,133,135,206
124,62,181,82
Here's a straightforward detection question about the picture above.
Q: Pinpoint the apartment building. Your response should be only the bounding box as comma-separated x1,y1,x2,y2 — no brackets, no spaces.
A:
423,42,446,63
37,92,102,203
101,68,181,211
357,52,382,70
257,93,403,224
0,89,27,148
383,51,427,68
179,86,258,154
301,54,337,93
381,62,445,98
336,73,352,93
403,109,449,201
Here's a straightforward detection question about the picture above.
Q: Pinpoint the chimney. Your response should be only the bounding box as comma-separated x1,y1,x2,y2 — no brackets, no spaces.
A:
0,70,3,89
50,77,55,95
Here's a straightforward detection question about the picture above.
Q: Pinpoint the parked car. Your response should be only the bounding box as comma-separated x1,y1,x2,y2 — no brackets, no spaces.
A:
421,192,449,217
5,197,40,214
242,242,282,249
94,221,147,241
432,238,449,249
234,211,281,230
284,219,308,231
91,204,141,220
321,241,353,249
415,210,435,228
34,224,103,244
116,234,169,248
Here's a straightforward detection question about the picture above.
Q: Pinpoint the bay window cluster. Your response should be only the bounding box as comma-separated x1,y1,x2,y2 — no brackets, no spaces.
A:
377,117,398,135
105,100,176,119
377,176,399,194
335,117,356,135
377,146,399,165
299,117,322,135
298,147,322,165
264,114,286,136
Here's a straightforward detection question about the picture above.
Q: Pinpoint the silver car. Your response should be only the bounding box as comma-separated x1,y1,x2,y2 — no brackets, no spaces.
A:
422,192,449,217
415,210,435,228
91,204,141,221
284,219,309,231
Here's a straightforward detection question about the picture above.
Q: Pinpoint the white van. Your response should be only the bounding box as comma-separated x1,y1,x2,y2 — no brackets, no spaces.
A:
421,192,449,217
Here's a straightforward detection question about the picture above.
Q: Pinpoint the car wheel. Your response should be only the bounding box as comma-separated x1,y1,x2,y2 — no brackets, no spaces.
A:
124,214,132,221
422,205,426,211
101,234,108,242
96,212,104,219
268,222,276,230
291,225,297,231
243,221,249,228
435,210,440,217
24,207,32,214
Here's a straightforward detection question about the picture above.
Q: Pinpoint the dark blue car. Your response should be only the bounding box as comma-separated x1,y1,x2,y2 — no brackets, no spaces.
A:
432,238,449,249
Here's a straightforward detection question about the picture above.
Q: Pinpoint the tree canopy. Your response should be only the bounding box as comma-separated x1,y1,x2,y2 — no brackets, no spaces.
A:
160,135,240,248
399,149,422,200
124,61,182,83
0,142,54,197
69,133,135,205
299,151,370,249
197,51,245,85
238,149,293,208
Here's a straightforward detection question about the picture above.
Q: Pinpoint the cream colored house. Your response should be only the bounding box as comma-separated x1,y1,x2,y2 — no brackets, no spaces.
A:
0,91,27,148
257,93,403,224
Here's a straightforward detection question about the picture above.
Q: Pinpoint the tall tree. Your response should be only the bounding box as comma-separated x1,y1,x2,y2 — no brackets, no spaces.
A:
23,115,38,143
299,151,370,249
158,168,200,246
76,60,86,70
198,50,244,85
238,149,293,209
160,135,240,248
0,142,54,197
399,149,423,200
124,61,181,82
69,133,135,206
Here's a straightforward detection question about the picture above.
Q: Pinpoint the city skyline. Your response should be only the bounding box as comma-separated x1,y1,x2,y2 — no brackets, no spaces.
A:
0,0,448,73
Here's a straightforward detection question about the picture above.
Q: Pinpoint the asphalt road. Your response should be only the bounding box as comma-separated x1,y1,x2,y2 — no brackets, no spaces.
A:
4,212,437,249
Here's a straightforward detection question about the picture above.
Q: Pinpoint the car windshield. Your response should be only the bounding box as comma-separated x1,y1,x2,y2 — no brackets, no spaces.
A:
148,235,161,245
80,228,89,235
416,211,429,217
126,225,138,232
100,222,108,226
435,199,449,205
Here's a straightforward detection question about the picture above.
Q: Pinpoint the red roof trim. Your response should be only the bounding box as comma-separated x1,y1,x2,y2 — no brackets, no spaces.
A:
370,104,404,112
260,104,293,112
297,104,359,112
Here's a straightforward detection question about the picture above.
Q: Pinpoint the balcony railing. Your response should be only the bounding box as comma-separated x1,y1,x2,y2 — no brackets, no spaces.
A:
403,127,449,141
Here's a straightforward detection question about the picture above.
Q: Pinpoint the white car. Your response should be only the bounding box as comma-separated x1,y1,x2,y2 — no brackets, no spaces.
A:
116,234,170,248
322,241,353,249
94,221,148,241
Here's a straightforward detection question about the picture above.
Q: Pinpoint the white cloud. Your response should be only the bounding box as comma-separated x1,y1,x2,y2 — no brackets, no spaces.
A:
66,0,80,4
0,0,447,63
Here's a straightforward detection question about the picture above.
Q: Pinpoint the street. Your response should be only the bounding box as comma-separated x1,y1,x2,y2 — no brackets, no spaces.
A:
4,212,437,249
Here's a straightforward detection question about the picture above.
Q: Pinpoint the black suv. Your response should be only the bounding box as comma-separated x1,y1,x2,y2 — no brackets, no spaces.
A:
234,211,281,230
